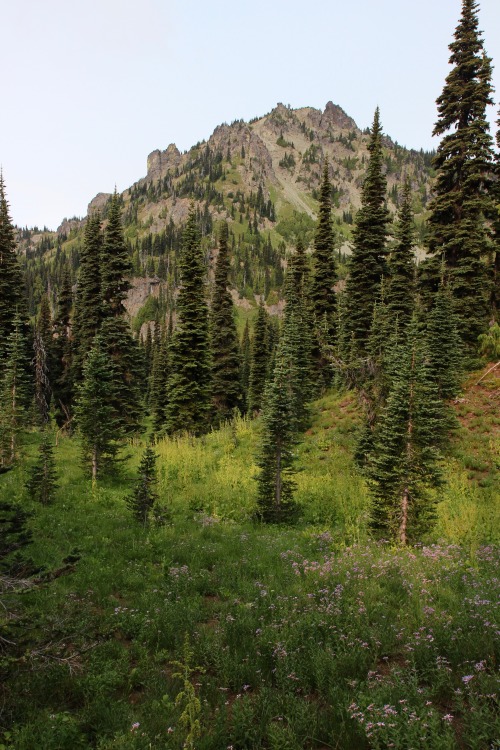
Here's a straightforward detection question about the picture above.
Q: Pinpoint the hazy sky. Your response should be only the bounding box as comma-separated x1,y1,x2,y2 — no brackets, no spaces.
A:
2,0,499,230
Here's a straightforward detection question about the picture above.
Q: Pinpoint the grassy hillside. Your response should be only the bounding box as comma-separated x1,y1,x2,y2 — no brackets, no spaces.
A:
1,373,498,749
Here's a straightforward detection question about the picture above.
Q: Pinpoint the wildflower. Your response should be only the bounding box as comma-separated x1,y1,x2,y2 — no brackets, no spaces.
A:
442,714,453,723
462,675,474,684
131,722,140,732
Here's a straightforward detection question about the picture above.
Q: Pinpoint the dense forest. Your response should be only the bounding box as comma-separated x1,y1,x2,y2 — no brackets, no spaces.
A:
1,1,499,748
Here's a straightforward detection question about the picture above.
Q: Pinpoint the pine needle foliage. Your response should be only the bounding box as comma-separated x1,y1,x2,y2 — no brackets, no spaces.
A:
386,180,417,329
248,301,269,414
101,193,133,318
0,312,31,469
311,163,338,347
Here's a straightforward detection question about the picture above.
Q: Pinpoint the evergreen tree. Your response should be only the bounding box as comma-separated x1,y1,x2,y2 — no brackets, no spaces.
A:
165,206,211,435
424,0,494,347
51,266,74,428
74,338,119,480
248,301,269,413
0,313,31,469
126,444,159,525
210,221,242,423
492,110,500,319
240,319,251,412
32,330,51,425
101,194,133,318
367,317,451,544
345,108,391,350
99,195,143,434
426,279,462,400
255,339,300,524
0,173,26,365
150,325,169,432
25,429,58,505
386,180,417,328
311,163,338,363
72,213,103,383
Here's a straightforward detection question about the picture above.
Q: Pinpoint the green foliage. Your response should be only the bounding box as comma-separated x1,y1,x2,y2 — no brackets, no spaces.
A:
0,313,31,470
426,281,463,400
170,635,205,749
25,429,58,505
425,0,495,347
248,301,269,413
0,174,27,365
165,206,212,436
367,317,451,544
126,444,159,525
51,266,74,429
210,222,242,423
101,193,133,318
478,323,500,359
385,180,416,328
275,210,316,248
74,337,120,479
345,108,391,350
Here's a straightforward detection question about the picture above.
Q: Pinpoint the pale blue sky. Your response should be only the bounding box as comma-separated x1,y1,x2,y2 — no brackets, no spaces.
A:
1,0,499,230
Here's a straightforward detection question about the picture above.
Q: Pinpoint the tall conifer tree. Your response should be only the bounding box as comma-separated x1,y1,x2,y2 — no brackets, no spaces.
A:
367,317,450,544
248,301,269,413
345,108,391,350
51,266,73,428
0,174,26,366
386,180,416,328
165,206,211,435
424,0,494,346
311,162,338,375
210,221,242,423
72,213,103,383
0,313,31,469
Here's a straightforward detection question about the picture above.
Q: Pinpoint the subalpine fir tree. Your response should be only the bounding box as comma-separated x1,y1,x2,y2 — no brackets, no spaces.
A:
0,173,26,365
345,108,391,350
72,213,103,383
74,337,119,480
150,326,169,433
0,313,31,469
255,339,300,524
311,162,338,377
126,444,159,525
165,206,211,435
32,330,51,425
51,266,74,428
426,279,462,400
386,181,417,329
424,0,494,347
240,319,251,412
99,195,143,434
493,111,500,319
367,316,451,544
248,301,269,413
25,429,58,505
210,221,242,423
101,194,132,318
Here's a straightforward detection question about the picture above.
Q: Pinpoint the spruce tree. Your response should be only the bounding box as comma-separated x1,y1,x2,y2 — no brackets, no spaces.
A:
126,444,159,525
32,330,51,425
0,313,31,469
210,221,242,423
345,108,391,350
248,301,269,413
386,180,416,328
492,110,500,319
74,337,119,480
25,429,58,505
367,317,451,544
424,0,494,347
0,173,26,365
165,206,211,435
72,213,103,383
311,162,338,371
